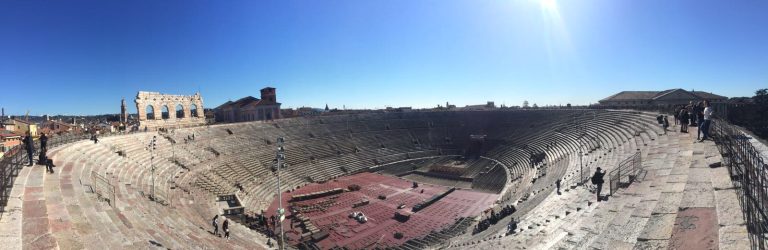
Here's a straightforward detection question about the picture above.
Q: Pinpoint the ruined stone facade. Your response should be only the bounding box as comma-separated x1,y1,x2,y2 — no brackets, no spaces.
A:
135,91,205,130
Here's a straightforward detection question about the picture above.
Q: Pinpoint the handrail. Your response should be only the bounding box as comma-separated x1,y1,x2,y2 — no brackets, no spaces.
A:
711,118,768,249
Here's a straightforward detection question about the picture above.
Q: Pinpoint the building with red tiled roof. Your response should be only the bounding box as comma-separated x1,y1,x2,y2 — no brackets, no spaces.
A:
214,87,282,123
599,88,727,107
0,129,22,158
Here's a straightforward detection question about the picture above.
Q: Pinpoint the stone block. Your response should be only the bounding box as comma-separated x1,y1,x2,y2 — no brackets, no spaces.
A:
679,182,715,208
718,225,750,250
713,189,745,226
653,192,683,214
665,175,687,183
637,213,676,240
686,168,712,183
633,239,669,250
661,183,686,193
709,167,734,191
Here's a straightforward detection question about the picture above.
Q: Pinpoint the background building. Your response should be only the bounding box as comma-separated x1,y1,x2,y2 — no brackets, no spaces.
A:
599,88,727,107
214,87,282,123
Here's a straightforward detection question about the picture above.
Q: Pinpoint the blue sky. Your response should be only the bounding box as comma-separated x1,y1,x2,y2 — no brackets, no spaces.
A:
1,0,766,115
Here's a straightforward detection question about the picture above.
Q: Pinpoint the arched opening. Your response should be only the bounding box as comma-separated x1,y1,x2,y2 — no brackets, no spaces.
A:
176,104,184,119
146,105,155,120
161,105,170,119
191,104,198,118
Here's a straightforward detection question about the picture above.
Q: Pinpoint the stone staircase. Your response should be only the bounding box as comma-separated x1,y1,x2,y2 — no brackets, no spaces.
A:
8,140,272,249
449,125,751,250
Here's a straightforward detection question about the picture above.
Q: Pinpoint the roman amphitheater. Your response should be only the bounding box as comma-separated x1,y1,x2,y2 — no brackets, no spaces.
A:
1,109,763,249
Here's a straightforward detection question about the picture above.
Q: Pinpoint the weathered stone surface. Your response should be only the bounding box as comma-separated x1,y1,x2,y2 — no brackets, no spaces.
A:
713,189,745,226
709,166,734,191
653,192,683,214
638,213,676,240
661,183,686,193
718,225,750,250
679,182,715,208
665,174,688,183
633,239,669,250
685,168,711,183
669,207,718,250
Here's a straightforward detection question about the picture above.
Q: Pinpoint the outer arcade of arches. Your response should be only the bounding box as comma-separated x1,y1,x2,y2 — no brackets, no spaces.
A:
135,91,206,130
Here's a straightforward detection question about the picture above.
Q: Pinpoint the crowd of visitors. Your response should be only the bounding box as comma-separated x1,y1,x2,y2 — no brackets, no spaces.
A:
473,204,516,234
673,100,713,141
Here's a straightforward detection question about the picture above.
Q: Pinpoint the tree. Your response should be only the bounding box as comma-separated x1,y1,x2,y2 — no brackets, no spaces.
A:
532,103,538,109
755,88,768,105
523,101,529,108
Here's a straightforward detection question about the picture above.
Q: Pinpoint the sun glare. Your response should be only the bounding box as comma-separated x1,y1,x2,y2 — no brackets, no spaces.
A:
540,0,559,11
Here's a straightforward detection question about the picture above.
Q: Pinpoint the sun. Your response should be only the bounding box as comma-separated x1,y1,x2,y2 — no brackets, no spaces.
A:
540,0,559,11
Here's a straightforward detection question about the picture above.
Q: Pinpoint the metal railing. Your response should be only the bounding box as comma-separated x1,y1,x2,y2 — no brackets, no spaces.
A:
0,131,127,215
90,171,116,207
711,118,768,249
608,152,642,196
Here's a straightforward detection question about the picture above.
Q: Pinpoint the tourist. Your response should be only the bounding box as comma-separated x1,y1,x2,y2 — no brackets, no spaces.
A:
23,131,35,166
662,115,669,135
695,101,705,141
700,100,713,141
40,133,48,152
555,179,561,194
591,167,606,201
673,106,679,125
223,218,230,239
687,101,696,126
212,214,220,236
679,108,689,133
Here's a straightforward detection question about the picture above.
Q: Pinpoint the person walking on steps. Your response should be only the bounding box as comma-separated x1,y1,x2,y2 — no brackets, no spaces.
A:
662,115,670,135
223,218,230,240
591,167,606,201
212,214,219,237
23,131,35,166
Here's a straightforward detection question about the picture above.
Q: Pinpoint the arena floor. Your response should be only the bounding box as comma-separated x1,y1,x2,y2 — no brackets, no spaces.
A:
265,172,498,249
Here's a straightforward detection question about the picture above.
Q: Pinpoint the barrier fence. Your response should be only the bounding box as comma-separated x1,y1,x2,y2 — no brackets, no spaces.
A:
0,131,131,215
711,118,768,249
90,171,116,207
608,152,642,196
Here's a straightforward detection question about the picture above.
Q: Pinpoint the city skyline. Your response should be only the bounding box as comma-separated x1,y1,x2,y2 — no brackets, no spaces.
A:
2,0,767,115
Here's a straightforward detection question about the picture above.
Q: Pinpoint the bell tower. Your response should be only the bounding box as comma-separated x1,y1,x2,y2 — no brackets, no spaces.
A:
260,87,277,104
121,97,128,123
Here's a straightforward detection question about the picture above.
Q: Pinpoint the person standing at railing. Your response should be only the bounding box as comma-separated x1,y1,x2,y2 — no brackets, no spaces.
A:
22,131,34,166
40,133,48,152
700,100,713,142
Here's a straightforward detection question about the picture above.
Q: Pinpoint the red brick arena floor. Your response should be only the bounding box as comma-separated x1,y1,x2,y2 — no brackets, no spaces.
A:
265,172,498,249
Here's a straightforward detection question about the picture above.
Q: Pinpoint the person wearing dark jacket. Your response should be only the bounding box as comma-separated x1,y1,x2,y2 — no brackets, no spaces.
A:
223,218,230,239
23,131,34,166
40,133,48,152
591,167,606,201
679,109,689,133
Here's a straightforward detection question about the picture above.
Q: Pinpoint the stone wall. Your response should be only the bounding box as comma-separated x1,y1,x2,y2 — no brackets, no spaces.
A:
135,91,206,130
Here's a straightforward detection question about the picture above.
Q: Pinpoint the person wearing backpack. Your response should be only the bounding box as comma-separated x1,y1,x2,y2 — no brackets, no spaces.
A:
591,167,606,201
